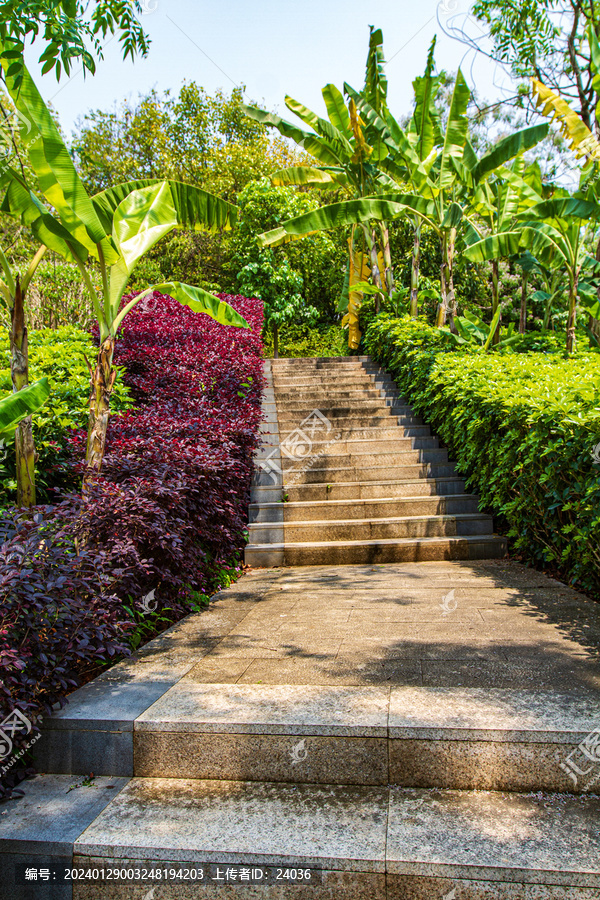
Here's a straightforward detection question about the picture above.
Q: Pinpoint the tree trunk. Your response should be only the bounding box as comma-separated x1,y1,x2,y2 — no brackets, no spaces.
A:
519,272,528,334
410,218,421,318
379,222,394,297
10,277,36,508
566,275,578,354
84,336,117,481
436,232,448,328
446,228,457,332
491,259,500,346
273,324,279,359
369,228,384,314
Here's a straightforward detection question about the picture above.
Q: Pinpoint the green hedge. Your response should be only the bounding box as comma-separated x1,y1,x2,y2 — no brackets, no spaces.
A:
364,314,600,595
0,326,133,505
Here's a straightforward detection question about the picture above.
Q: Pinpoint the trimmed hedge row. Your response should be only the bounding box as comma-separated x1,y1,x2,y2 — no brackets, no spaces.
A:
364,315,600,595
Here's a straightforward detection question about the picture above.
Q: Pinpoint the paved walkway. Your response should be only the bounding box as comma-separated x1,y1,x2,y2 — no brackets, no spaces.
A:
101,559,600,691
2,560,600,899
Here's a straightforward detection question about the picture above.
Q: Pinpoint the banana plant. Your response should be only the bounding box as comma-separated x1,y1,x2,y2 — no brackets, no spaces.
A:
259,69,548,331
465,159,545,343
242,26,395,336
344,36,444,317
442,307,521,350
0,203,47,506
1,55,249,481
464,196,600,353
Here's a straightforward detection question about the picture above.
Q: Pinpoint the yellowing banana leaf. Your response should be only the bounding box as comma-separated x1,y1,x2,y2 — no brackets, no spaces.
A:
531,78,600,162
270,167,349,188
344,240,371,349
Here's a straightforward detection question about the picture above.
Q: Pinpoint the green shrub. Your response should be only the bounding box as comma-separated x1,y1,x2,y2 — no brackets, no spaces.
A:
364,314,600,594
263,323,347,358
25,259,97,330
0,326,134,505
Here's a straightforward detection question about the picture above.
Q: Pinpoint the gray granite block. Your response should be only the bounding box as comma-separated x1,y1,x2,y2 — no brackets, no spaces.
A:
386,787,600,887
75,778,389,872
0,774,129,899
135,683,390,736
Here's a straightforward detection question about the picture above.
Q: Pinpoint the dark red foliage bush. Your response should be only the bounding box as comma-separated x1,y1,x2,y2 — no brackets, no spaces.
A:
0,293,264,798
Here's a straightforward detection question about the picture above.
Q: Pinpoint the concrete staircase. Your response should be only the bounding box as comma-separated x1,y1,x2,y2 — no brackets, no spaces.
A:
246,357,506,567
1,563,599,898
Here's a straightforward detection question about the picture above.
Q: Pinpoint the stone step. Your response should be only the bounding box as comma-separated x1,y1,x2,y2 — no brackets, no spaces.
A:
249,494,481,523
275,387,386,401
248,513,494,544
283,463,458,485
279,450,449,471
276,404,399,419
278,478,468,502
275,401,408,416
271,425,434,440
277,415,424,430
4,774,597,899
132,684,600,792
245,534,507,566
279,436,442,453
273,378,394,391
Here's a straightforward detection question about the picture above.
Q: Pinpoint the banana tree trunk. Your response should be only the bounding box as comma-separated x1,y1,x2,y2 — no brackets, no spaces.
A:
519,272,528,334
11,277,36,508
410,218,421,318
566,274,578,354
491,259,500,346
84,337,117,480
436,231,448,328
447,228,457,332
379,222,394,297
368,227,384,314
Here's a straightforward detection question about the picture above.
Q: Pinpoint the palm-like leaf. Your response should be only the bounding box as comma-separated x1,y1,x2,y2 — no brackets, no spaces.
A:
0,48,117,263
411,36,443,160
521,198,600,221
363,26,388,114
270,167,349,188
114,282,250,332
469,124,549,184
258,195,433,247
322,84,352,140
242,104,343,166
0,377,50,438
439,69,470,191
0,165,90,262
284,95,353,161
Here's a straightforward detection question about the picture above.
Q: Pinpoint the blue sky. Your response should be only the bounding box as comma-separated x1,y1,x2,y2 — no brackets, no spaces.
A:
24,0,507,136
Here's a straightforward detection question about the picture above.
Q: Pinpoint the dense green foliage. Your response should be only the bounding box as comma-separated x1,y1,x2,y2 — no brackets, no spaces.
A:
262,323,348,358
364,314,600,594
0,326,133,505
232,179,344,328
